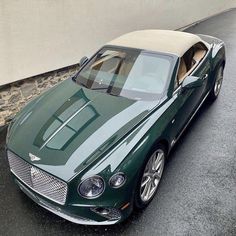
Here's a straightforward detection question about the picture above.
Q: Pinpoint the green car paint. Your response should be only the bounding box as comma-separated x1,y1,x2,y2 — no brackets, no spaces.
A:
6,34,225,225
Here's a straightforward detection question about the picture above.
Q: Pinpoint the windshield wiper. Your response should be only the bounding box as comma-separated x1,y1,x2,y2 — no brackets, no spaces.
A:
91,86,109,90
108,92,120,97
71,73,79,82
77,81,89,88
91,86,120,97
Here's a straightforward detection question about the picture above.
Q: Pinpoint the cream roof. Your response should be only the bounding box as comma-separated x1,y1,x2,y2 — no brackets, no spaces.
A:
107,30,208,57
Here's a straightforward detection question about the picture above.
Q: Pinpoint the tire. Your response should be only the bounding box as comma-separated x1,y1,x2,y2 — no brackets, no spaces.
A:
208,65,224,101
134,143,166,209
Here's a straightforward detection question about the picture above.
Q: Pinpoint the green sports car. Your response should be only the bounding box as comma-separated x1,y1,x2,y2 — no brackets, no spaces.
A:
6,30,225,225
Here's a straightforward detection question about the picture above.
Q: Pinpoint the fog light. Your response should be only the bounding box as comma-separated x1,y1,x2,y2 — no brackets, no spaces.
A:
109,172,126,188
99,208,110,215
91,207,121,220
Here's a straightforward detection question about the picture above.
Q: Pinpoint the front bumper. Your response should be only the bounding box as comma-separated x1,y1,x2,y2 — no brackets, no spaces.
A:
14,177,131,225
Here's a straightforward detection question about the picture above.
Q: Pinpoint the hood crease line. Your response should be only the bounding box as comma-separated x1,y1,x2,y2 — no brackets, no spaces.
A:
39,101,92,150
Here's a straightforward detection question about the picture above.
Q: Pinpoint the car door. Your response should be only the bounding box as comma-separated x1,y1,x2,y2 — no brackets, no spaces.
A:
169,46,211,143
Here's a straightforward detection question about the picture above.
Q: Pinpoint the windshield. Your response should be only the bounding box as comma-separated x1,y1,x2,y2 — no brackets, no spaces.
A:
75,47,173,100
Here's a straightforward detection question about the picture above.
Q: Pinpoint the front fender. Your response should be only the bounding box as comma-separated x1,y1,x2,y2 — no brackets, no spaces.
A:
67,97,174,207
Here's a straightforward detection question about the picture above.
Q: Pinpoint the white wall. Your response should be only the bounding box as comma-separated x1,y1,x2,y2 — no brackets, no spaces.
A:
0,0,235,86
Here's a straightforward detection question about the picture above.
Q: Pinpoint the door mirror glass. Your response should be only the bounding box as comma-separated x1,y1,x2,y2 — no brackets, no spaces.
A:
79,56,89,67
182,76,203,90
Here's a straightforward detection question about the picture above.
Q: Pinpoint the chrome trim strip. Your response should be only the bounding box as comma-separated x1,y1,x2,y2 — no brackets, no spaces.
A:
71,203,97,207
41,203,119,225
173,91,210,146
173,58,180,92
172,85,182,96
40,101,92,150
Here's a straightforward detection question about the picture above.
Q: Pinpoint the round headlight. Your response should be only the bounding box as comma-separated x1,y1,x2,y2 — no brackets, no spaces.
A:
109,172,126,188
78,176,105,199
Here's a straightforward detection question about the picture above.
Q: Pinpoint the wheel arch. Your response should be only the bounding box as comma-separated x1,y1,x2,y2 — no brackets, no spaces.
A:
156,138,170,154
211,42,226,73
143,137,170,160
222,60,226,69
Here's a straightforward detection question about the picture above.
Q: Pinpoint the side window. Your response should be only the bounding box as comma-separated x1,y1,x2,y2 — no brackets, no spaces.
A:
176,42,208,86
177,47,194,84
192,43,207,65
177,57,188,85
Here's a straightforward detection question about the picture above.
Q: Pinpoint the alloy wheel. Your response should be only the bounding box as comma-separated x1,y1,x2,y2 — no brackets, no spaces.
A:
140,149,165,202
214,66,223,96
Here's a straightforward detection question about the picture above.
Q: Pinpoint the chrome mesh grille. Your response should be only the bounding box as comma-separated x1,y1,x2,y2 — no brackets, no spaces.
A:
8,150,68,205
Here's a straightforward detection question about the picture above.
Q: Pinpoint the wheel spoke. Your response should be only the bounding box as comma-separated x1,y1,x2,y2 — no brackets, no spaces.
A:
143,172,152,178
146,181,152,199
141,180,151,200
141,176,151,187
153,171,161,179
149,184,156,196
141,185,148,199
154,153,163,171
152,155,156,170
147,158,153,172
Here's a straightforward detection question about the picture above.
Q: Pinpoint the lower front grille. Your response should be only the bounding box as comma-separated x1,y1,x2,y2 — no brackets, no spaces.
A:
7,150,68,205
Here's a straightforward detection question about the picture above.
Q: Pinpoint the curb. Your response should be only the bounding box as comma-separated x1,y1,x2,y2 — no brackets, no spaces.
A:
176,7,235,31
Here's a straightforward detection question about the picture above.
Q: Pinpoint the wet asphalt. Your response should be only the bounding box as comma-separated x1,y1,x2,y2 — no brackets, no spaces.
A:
0,9,236,236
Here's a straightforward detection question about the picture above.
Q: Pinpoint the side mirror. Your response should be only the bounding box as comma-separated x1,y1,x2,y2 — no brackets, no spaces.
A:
182,76,203,90
79,56,89,67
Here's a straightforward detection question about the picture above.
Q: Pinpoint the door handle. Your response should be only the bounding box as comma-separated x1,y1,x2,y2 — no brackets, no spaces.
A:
202,74,208,80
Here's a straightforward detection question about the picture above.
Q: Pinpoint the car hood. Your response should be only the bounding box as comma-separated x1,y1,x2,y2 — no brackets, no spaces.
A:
7,79,160,181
